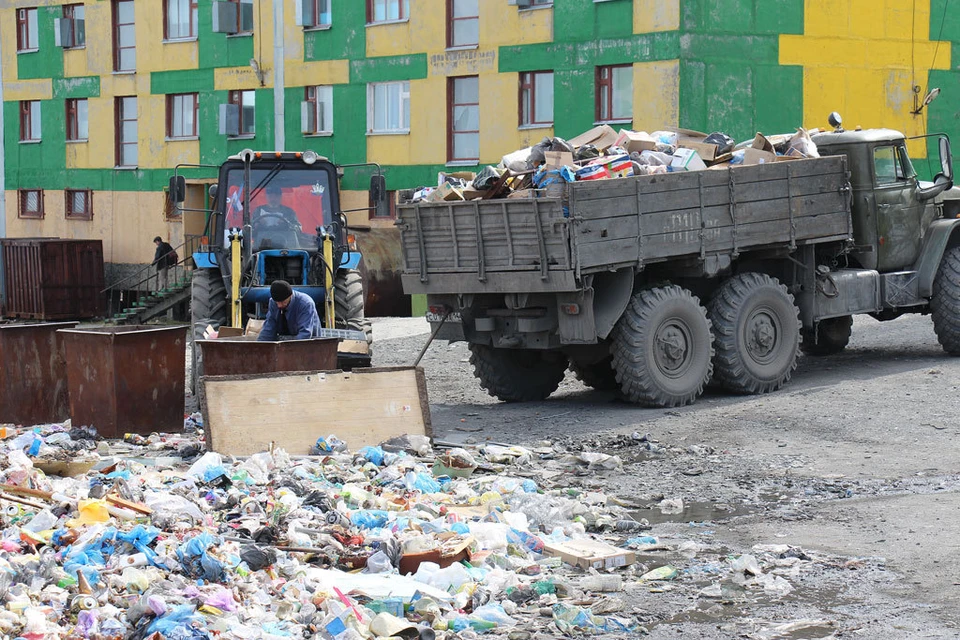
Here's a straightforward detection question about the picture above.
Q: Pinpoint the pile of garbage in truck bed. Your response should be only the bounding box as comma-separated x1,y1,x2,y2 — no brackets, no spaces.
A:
0,419,838,639
408,124,822,205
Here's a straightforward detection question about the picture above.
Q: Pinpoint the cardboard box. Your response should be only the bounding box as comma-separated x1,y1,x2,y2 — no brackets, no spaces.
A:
575,164,612,181
543,539,636,570
544,151,574,169
751,133,775,153
742,148,777,165
670,148,707,172
426,183,465,203
678,138,719,162
614,130,657,154
569,124,619,151
507,189,536,199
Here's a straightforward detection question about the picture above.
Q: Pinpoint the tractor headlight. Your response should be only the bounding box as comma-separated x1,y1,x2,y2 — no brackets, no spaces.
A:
302,150,319,165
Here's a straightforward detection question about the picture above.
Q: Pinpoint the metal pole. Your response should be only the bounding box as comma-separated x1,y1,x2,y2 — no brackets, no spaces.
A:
273,0,285,151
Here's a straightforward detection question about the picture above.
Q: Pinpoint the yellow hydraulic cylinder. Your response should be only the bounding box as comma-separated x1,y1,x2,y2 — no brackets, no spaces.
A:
323,233,336,329
230,229,242,328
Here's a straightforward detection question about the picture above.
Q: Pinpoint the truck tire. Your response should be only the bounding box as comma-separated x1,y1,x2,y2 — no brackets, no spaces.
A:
708,273,800,394
469,344,567,402
611,286,714,407
800,316,852,356
569,356,619,391
190,269,228,394
334,269,373,348
932,246,960,355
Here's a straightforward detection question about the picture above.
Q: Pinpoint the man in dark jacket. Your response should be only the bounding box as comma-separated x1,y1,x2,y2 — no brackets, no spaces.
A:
152,236,176,290
258,280,323,341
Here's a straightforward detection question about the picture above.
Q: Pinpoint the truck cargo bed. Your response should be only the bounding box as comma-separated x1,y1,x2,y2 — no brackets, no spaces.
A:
399,156,852,294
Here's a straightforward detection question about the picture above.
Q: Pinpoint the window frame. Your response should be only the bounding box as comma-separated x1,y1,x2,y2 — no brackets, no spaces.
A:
304,85,334,135
448,75,480,163
447,0,478,49
62,4,86,49
65,189,93,221
303,0,332,28
370,190,397,219
65,98,88,142
163,0,199,41
18,189,44,220
366,0,410,25
228,89,256,137
226,0,254,34
112,0,136,72
520,0,553,8
16,8,38,52
166,93,199,139
595,64,632,123
115,96,138,168
367,81,410,134
519,70,553,127
19,101,41,142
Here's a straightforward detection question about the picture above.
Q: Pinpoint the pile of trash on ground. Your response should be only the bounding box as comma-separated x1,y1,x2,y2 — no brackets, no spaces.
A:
408,125,822,206
1,419,834,638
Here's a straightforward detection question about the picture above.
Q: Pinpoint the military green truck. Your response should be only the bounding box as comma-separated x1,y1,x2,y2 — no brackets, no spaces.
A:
398,118,960,407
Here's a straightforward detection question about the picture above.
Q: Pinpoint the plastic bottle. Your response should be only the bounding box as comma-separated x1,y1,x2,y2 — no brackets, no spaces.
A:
446,617,497,632
507,528,544,553
22,509,58,533
580,574,622,592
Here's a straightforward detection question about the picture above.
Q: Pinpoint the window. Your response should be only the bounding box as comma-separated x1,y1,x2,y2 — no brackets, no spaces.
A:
18,189,43,219
226,0,254,33
228,90,256,136
113,0,136,72
303,86,333,135
301,0,332,28
596,64,632,122
19,101,41,142
522,0,553,7
66,98,88,141
116,96,138,167
165,0,198,39
449,76,479,162
448,0,478,48
367,82,410,134
16,8,38,52
65,189,93,220
167,93,198,139
519,71,553,127
367,0,410,24
371,190,397,218
874,145,916,185
62,4,85,48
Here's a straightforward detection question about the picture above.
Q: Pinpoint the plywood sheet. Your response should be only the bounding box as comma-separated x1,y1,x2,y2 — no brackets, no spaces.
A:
201,367,432,457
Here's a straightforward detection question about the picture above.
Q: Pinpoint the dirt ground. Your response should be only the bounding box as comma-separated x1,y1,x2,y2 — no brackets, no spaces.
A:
369,313,960,639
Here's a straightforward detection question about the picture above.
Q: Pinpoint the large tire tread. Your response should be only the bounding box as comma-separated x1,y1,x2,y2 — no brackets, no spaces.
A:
932,246,960,355
334,269,373,347
469,344,566,402
800,315,852,356
569,355,619,391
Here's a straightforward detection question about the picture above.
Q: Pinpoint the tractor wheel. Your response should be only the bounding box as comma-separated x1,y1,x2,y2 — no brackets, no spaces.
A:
707,273,800,394
932,246,960,355
468,344,567,402
569,355,619,391
334,269,373,349
190,268,228,394
611,286,714,407
800,316,853,356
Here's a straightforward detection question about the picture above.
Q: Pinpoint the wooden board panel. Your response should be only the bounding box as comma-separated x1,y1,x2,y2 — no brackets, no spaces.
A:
201,367,432,457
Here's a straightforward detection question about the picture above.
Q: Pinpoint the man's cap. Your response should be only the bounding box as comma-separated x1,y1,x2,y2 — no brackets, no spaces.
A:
271,280,293,302
266,184,282,195
153,236,162,243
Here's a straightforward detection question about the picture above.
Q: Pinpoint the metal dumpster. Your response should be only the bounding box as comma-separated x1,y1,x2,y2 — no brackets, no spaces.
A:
197,337,338,377
1,238,105,320
0,322,77,425
59,325,187,437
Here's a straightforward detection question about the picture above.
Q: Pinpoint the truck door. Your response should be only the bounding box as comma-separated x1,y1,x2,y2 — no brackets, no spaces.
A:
873,143,922,271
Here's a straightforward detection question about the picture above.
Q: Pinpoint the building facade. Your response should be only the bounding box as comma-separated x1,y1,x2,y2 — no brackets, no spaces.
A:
0,0,956,310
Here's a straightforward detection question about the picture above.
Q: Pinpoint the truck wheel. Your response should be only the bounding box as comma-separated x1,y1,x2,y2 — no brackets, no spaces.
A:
569,356,619,391
708,273,800,394
932,246,960,355
611,286,714,407
469,344,567,402
800,316,852,356
190,268,228,394
334,269,373,349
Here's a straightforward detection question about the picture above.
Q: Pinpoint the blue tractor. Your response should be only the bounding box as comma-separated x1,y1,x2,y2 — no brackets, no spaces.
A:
169,149,386,376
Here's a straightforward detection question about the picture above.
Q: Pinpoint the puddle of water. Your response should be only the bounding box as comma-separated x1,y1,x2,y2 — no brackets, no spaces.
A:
632,501,754,525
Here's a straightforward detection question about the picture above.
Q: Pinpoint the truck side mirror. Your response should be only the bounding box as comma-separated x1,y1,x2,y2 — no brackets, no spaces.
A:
939,136,953,181
208,184,218,203
370,174,389,219
168,175,186,204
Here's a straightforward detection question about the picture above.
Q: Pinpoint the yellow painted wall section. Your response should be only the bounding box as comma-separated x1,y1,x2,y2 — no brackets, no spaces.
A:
365,5,444,58
137,4,200,74
481,72,533,164
634,0,680,33
70,1,113,77
76,96,116,169
138,95,200,169
633,60,679,132
65,141,90,170
3,79,52,101
368,76,446,166
285,60,350,87
481,4,553,48
781,0,950,157
213,66,266,91
0,11,17,84
340,190,369,228
4,190,175,264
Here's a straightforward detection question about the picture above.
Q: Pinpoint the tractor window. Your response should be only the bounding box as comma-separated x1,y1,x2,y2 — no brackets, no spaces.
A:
874,145,915,185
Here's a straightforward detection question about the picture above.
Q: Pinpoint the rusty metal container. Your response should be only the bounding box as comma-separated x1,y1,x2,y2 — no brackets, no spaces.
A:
198,337,338,377
0,322,77,425
59,325,187,437
1,239,105,320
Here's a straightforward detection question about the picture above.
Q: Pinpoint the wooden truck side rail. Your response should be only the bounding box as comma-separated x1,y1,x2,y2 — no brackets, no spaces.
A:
398,156,852,295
